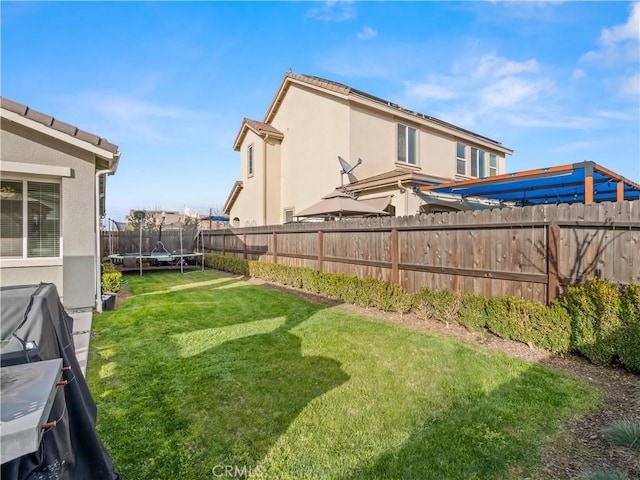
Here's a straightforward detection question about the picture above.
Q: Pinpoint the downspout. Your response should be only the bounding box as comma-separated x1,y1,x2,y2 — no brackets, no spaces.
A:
397,180,408,215
95,155,119,312
263,134,269,225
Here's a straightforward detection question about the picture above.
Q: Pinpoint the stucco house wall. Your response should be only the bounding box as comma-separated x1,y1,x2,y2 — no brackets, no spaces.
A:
0,98,120,312
271,83,351,219
225,73,513,225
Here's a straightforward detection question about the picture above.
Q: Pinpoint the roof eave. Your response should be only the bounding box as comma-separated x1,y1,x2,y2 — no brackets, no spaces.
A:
348,171,449,193
264,73,351,125
233,118,284,151
223,180,243,215
1,107,119,161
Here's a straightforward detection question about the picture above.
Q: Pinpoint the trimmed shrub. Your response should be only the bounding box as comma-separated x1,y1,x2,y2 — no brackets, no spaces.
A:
560,278,623,365
101,271,122,293
432,289,462,326
369,279,412,313
459,293,488,331
484,297,571,353
413,287,462,326
484,296,513,339
618,284,640,372
204,253,249,276
102,261,117,273
529,302,572,353
412,287,437,321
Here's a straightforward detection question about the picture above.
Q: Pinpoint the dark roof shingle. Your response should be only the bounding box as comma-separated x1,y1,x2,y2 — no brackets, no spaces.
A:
1,97,119,154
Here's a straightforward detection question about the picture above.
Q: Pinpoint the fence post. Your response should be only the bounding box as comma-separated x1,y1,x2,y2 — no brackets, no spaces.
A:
547,224,561,304
390,228,399,284
243,233,247,259
272,232,278,264
318,230,324,272
222,233,226,256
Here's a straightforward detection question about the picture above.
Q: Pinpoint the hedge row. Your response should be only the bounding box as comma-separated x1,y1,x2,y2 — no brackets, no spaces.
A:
203,254,640,372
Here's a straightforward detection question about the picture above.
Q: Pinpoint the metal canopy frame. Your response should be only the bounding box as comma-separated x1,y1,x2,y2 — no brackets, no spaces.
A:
420,161,640,205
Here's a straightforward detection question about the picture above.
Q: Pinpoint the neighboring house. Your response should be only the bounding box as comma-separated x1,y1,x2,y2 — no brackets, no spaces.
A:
0,97,121,314
224,72,514,226
122,209,186,230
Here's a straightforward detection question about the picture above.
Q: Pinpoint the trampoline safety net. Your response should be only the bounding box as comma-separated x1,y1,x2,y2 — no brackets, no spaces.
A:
112,220,198,255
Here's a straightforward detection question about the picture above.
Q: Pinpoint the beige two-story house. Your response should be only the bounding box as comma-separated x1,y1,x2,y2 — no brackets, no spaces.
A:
224,72,514,227
1,97,121,314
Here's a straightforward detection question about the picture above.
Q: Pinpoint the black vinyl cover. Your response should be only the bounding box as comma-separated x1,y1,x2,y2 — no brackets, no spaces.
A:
0,283,120,480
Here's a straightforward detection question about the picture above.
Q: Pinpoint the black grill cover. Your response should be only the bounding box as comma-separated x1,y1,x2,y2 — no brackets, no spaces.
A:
1,283,120,480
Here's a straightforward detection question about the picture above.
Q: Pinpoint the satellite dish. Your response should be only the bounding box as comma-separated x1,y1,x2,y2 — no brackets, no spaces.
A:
338,156,362,174
338,156,362,187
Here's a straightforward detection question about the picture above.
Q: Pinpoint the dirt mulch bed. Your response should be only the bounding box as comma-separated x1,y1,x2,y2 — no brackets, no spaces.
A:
115,273,639,478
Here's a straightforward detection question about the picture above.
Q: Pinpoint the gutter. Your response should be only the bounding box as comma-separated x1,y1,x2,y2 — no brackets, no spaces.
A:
94,152,120,312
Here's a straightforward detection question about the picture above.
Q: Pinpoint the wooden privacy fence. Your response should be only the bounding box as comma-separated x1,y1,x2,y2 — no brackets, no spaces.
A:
140,201,639,304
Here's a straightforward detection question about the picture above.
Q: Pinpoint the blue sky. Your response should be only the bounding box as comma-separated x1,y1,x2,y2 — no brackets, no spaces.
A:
2,1,639,222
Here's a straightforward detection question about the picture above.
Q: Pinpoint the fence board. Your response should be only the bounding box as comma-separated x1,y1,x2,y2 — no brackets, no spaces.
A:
111,200,640,304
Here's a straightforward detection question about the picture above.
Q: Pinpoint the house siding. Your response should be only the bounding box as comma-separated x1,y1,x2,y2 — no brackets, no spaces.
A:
228,74,512,225
233,130,265,227
265,139,281,224
270,83,351,216
1,118,98,310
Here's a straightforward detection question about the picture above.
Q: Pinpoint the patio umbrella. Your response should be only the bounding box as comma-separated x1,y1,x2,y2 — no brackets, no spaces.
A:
294,191,388,219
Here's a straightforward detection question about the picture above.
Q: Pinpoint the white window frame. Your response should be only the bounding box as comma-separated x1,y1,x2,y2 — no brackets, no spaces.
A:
397,124,417,165
247,144,254,177
1,176,63,265
489,153,498,177
456,142,467,176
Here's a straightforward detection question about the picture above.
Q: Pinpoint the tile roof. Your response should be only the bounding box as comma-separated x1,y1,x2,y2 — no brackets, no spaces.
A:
0,97,119,154
347,167,448,188
244,118,283,136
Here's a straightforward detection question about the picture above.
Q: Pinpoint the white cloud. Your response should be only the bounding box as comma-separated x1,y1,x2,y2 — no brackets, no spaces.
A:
357,26,377,41
571,69,586,81
600,2,640,46
618,72,640,96
581,2,640,66
306,1,356,22
500,112,600,129
403,53,552,126
56,92,214,144
474,55,539,79
79,94,196,120
553,140,598,153
404,81,457,100
596,109,637,121
479,77,554,110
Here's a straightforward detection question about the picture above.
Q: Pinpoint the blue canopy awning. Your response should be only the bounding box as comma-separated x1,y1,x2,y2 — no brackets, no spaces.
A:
421,161,640,206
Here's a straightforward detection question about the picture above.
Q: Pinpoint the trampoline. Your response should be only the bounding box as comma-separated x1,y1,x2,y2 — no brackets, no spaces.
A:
108,219,204,275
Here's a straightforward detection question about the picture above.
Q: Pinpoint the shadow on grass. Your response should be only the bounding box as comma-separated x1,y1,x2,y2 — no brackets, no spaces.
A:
344,364,593,480
92,275,350,479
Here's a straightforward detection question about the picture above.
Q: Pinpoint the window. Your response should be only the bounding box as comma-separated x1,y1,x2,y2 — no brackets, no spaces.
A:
1,179,60,258
397,124,417,165
283,208,294,223
489,153,498,176
456,142,466,175
469,148,485,178
248,144,254,176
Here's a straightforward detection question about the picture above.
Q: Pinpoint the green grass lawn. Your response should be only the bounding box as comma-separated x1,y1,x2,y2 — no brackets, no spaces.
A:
87,271,598,480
